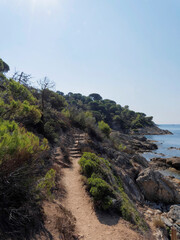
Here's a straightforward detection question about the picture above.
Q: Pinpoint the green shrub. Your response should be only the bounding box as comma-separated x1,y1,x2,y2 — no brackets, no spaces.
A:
43,108,68,142
79,152,99,177
88,176,114,210
44,120,58,142
44,89,67,111
79,152,111,181
20,100,41,123
37,169,56,197
98,120,111,137
116,177,147,229
62,108,70,118
0,58,10,73
0,97,6,116
0,120,49,171
79,152,147,230
118,143,127,152
8,79,36,103
88,176,113,199
79,153,114,210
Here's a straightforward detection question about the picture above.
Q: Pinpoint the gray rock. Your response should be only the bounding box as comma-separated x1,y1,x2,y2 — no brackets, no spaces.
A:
168,205,180,222
161,216,172,227
166,157,180,170
136,168,180,204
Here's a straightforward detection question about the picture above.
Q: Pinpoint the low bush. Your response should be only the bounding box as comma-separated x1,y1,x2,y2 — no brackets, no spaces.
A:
88,176,114,210
79,152,147,230
43,108,68,142
7,79,36,104
98,120,111,138
0,119,49,173
0,163,45,240
37,169,56,198
0,97,41,126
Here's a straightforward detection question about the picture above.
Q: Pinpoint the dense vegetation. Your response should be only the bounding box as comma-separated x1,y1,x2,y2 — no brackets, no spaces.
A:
79,152,147,230
61,92,154,132
0,58,153,238
0,60,68,239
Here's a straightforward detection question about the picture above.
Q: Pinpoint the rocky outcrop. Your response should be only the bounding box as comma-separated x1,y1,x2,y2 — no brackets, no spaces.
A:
110,131,158,153
168,205,180,222
134,126,172,135
168,147,180,150
167,157,180,170
151,157,180,171
161,205,180,239
128,138,157,153
136,168,180,204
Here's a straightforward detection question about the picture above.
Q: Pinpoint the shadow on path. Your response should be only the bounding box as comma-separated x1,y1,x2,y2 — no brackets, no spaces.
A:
95,209,120,226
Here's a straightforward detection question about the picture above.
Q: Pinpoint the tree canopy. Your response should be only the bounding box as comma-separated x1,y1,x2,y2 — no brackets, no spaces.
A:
0,58,10,73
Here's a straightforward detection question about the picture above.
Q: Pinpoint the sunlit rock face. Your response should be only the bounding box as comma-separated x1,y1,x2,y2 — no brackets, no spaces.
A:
136,168,180,204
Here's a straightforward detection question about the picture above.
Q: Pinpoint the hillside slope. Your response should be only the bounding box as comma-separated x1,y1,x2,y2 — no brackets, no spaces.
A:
0,58,173,239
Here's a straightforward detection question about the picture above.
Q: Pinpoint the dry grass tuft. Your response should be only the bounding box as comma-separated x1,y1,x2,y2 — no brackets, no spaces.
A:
56,204,76,240
153,217,165,228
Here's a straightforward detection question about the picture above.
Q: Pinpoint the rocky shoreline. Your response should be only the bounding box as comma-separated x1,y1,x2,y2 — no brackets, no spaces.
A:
134,125,173,135
134,126,180,239
150,157,180,171
78,125,179,239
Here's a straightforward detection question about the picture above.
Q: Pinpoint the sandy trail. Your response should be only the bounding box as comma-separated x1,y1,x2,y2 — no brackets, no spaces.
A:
62,138,144,240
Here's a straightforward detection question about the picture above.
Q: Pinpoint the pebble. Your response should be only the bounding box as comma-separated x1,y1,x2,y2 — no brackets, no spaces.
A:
146,210,153,215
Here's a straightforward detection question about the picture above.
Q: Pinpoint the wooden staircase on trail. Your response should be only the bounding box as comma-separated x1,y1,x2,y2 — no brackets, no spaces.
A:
53,133,87,168
69,133,86,159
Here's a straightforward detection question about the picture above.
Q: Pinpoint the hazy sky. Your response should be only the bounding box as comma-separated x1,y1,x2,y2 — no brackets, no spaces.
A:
1,0,180,124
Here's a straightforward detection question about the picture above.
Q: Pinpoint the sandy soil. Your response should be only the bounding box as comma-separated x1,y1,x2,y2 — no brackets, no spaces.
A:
62,155,145,240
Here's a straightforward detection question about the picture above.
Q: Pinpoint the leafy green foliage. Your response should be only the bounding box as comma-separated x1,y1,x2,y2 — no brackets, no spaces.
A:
79,152,147,229
64,92,154,132
79,152,111,180
7,79,36,103
118,143,127,152
0,120,49,171
89,93,102,101
0,58,10,73
0,59,72,238
98,120,111,137
2,99,42,125
88,176,113,210
0,119,49,238
37,169,56,197
0,58,151,237
117,177,142,225
45,89,67,111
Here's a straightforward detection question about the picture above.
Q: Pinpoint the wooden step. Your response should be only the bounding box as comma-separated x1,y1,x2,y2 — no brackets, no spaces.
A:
55,160,70,168
69,148,80,152
69,152,80,156
70,153,81,157
70,155,81,158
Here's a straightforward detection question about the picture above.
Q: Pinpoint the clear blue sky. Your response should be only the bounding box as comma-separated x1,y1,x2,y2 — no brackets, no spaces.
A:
1,0,180,124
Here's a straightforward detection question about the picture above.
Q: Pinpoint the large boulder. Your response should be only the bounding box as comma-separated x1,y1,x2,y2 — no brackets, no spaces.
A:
166,157,180,170
136,168,180,203
168,205,180,222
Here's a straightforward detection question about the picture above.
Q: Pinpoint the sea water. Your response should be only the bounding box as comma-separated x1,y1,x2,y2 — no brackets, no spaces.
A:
142,124,180,179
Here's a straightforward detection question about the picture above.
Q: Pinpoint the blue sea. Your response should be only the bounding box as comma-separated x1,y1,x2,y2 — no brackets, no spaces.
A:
142,124,180,179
